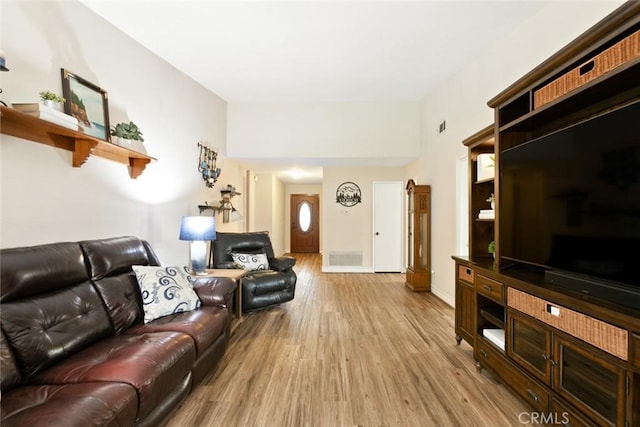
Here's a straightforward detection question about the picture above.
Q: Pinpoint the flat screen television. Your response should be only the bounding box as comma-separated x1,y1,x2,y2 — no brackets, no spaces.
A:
500,99,640,311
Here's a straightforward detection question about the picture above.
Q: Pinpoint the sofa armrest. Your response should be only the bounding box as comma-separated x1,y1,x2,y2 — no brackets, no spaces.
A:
191,276,235,309
270,256,296,272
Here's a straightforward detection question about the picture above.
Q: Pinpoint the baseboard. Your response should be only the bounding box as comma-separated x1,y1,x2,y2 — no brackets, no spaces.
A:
431,288,454,308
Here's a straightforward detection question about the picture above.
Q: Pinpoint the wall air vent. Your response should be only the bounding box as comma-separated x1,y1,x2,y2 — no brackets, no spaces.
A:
328,251,363,267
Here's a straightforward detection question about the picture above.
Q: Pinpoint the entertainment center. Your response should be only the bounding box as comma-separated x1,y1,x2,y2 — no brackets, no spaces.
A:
453,3,639,426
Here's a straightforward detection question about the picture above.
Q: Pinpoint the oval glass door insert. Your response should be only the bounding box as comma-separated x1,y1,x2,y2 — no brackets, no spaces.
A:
299,202,311,232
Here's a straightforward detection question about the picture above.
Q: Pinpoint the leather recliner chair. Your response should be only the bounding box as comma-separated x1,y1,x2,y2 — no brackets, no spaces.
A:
211,231,296,313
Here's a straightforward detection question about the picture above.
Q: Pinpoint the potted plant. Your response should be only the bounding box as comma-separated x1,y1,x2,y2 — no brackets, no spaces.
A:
488,240,495,259
486,193,495,210
39,90,65,111
110,121,146,153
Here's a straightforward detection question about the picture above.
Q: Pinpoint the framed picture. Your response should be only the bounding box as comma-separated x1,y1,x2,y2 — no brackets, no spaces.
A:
61,69,110,141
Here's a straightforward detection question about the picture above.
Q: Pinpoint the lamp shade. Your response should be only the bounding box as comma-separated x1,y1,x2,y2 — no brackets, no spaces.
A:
179,216,216,241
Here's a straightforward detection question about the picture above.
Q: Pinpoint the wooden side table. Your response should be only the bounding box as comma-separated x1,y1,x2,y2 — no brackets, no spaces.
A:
203,269,247,323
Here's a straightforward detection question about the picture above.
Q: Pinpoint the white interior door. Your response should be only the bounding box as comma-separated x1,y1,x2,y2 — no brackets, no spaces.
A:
373,181,404,272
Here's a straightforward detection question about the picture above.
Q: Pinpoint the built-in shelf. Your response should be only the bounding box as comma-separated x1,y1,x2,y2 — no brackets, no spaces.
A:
220,189,241,197
480,308,505,330
0,106,156,179
475,177,494,185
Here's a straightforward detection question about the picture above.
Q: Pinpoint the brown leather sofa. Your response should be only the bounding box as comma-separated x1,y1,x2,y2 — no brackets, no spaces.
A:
0,236,235,426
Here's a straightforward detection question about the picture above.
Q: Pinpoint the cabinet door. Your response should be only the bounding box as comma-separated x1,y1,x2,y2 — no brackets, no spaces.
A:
507,310,552,386
455,278,476,346
553,334,626,426
407,196,414,269
550,397,594,427
417,211,429,270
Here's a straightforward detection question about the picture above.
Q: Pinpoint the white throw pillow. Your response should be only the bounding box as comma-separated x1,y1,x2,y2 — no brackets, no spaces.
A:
132,265,201,323
231,252,269,271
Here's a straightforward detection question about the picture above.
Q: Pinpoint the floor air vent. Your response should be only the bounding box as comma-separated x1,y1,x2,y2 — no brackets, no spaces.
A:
328,251,363,266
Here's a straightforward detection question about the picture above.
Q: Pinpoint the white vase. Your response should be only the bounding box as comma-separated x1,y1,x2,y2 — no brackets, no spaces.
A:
491,201,495,210
114,137,131,148
41,100,63,112
114,137,146,154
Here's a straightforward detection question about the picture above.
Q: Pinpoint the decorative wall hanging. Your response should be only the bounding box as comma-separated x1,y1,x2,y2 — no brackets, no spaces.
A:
61,69,110,141
197,141,221,187
198,185,242,223
336,181,362,207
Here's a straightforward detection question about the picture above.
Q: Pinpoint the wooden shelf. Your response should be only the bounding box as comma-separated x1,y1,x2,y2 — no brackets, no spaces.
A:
0,106,156,178
480,307,505,330
475,177,494,185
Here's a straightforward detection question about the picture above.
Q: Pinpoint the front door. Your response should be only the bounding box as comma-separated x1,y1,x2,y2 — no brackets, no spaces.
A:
290,194,320,253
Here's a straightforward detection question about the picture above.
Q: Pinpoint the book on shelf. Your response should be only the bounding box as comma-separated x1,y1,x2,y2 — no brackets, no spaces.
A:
12,103,78,124
478,209,495,219
482,328,505,350
12,103,79,130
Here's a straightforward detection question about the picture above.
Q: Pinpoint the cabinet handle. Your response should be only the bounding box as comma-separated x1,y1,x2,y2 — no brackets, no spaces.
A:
483,285,492,292
480,349,488,359
579,60,595,76
526,389,540,403
541,354,556,366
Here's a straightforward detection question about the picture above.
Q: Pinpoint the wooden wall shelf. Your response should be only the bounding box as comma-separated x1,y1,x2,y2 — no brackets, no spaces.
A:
0,106,156,179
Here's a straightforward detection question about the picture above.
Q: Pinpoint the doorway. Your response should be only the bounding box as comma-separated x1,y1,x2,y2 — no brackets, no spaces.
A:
290,194,320,253
373,181,403,272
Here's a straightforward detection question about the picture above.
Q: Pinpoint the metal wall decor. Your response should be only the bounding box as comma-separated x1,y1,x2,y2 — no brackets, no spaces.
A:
197,141,221,187
336,181,362,207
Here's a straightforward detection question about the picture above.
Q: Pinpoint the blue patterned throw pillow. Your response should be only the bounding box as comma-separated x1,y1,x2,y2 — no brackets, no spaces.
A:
132,265,201,323
231,252,269,271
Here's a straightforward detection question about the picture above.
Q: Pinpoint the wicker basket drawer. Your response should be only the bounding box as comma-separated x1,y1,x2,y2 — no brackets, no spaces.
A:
507,288,628,361
458,265,474,284
476,274,504,303
534,29,640,109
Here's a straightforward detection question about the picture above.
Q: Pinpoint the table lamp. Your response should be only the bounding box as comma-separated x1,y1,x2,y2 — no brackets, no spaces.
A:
179,216,216,275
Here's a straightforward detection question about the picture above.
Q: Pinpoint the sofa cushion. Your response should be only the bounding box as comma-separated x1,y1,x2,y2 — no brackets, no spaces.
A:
30,332,195,421
1,330,21,392
0,242,88,303
80,236,158,280
80,237,160,333
125,306,227,357
212,231,276,266
231,252,269,271
0,382,138,427
92,273,144,335
1,283,113,378
132,266,201,323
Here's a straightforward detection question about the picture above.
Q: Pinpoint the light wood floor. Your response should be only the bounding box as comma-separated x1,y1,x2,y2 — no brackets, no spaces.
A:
166,254,528,426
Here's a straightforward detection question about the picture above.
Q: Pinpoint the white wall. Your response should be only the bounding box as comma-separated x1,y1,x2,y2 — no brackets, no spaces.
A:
323,166,404,272
227,102,420,161
415,1,624,306
270,176,286,256
0,1,244,264
253,173,274,234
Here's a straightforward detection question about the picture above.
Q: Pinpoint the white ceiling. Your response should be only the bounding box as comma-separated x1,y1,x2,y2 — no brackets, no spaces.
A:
81,0,547,182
